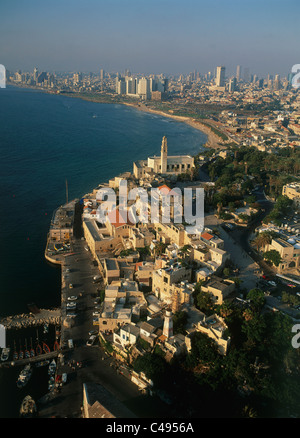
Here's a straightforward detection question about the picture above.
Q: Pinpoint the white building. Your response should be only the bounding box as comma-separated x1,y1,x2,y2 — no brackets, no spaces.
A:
133,136,195,179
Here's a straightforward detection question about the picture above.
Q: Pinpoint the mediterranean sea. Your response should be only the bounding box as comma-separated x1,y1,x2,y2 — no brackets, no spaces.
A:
0,86,207,319
0,85,208,418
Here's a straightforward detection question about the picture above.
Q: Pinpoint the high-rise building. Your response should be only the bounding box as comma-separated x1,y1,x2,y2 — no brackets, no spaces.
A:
137,77,151,99
126,77,137,95
216,66,225,87
100,69,105,81
236,65,241,82
229,77,237,92
243,67,250,83
116,77,126,94
73,72,82,84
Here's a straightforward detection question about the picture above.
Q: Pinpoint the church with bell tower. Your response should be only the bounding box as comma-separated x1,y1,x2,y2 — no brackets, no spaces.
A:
133,136,195,180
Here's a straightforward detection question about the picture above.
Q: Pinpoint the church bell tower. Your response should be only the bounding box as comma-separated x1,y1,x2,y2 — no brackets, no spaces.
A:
160,136,168,173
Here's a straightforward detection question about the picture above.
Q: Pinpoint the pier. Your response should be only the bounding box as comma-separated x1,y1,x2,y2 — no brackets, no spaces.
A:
0,349,60,369
0,308,61,330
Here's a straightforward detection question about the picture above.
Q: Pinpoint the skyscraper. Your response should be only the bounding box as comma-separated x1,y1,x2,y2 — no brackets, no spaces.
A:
229,77,237,92
216,66,225,87
243,67,250,83
236,65,241,82
33,67,38,83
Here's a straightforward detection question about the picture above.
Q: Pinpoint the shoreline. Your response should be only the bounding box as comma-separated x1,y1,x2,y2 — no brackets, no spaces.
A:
122,102,227,150
8,82,227,151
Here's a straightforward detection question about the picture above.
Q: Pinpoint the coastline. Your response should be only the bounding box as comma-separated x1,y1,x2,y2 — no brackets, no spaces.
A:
122,102,227,150
8,82,226,151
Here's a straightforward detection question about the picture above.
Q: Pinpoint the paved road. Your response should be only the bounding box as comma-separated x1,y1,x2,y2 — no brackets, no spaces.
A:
38,238,165,418
204,186,275,292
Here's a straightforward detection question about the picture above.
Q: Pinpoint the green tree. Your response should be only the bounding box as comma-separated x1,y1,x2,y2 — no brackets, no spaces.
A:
196,291,215,314
172,311,188,335
133,352,167,387
247,288,265,312
263,249,282,267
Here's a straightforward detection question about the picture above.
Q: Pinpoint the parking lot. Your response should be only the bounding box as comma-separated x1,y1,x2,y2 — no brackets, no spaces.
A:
38,236,147,417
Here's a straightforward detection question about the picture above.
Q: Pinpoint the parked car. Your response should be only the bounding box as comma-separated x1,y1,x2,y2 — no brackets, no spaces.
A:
86,335,97,346
88,330,98,336
68,295,77,301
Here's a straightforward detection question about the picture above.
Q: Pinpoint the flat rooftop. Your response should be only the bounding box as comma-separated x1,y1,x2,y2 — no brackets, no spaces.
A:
84,219,101,241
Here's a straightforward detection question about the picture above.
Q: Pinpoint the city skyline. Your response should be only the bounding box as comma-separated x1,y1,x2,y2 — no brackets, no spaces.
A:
1,0,299,77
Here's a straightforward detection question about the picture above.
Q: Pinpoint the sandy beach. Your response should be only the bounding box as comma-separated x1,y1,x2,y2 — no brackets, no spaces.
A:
123,102,228,150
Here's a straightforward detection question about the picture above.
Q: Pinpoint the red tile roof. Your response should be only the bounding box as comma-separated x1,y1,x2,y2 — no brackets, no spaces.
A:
107,208,135,228
201,232,214,241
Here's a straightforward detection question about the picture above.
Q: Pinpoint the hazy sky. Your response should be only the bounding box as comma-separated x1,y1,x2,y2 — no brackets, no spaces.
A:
1,0,299,77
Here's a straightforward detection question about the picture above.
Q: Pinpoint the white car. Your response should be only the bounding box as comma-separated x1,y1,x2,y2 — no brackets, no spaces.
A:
93,311,100,317
86,335,97,346
67,302,76,308
68,296,77,301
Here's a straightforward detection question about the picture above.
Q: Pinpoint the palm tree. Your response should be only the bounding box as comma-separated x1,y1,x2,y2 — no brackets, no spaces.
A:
252,232,272,252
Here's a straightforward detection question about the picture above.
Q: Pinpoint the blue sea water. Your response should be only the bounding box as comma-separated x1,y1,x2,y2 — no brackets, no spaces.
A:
0,85,207,417
0,86,207,317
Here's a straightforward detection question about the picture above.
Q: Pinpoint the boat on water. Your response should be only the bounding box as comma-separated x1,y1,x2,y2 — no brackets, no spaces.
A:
13,350,18,361
48,359,56,376
24,340,30,359
17,364,32,389
19,395,37,418
13,341,18,360
43,342,51,354
1,348,10,362
48,376,55,391
53,340,60,351
36,343,42,355
30,338,35,358
35,329,42,356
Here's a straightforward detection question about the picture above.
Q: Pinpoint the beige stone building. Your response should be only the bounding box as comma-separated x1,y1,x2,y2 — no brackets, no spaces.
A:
152,263,192,304
187,314,230,355
264,237,300,272
98,280,147,332
201,276,235,305
133,136,195,179
282,182,300,208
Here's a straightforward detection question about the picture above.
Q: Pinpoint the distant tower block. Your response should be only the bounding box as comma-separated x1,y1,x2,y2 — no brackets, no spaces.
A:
163,310,173,339
160,136,168,173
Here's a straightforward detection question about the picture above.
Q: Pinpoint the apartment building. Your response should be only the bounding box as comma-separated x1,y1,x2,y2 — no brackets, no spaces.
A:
282,182,300,208
152,262,192,304
201,276,235,305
